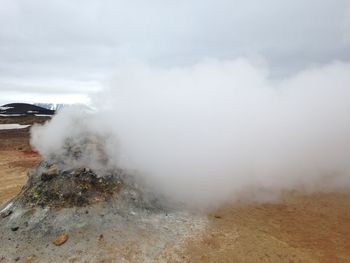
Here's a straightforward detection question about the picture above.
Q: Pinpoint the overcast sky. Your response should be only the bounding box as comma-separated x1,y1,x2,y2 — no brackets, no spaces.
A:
1,0,350,105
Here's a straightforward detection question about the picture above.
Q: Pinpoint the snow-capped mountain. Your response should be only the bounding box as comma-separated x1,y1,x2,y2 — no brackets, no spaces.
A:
34,103,65,111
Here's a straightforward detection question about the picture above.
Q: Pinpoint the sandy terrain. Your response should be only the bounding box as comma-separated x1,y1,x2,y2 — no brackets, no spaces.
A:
1,116,350,262
0,116,45,204
178,191,350,263
0,150,39,204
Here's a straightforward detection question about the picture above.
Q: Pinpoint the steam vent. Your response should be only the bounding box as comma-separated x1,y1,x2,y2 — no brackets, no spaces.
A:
0,146,205,262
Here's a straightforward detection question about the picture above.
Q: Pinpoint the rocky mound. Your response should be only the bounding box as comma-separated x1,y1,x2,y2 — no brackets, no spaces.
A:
0,161,205,262
1,159,163,215
18,163,122,208
0,134,206,262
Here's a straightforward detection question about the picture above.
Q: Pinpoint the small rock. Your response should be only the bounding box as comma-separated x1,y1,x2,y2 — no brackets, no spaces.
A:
52,233,69,246
24,255,35,263
0,209,12,218
14,257,20,261
214,215,222,219
98,234,104,241
47,164,59,174
11,226,19,231
41,164,59,181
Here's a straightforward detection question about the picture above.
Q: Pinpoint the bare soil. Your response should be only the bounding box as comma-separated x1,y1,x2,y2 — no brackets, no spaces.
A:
0,116,42,203
1,116,350,262
0,150,40,204
178,191,350,263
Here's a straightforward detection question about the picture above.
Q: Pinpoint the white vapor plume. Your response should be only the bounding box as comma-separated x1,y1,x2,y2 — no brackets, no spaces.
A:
31,58,350,207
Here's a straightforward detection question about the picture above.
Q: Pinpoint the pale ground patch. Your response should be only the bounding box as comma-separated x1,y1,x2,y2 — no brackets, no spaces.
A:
0,124,30,130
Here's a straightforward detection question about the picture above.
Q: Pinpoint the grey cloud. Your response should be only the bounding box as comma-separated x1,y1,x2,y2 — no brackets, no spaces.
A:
0,0,349,103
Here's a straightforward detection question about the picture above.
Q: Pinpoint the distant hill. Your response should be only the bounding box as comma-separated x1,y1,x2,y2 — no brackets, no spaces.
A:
0,103,55,116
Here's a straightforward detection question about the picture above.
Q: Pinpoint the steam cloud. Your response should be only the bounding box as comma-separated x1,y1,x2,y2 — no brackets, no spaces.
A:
31,58,350,207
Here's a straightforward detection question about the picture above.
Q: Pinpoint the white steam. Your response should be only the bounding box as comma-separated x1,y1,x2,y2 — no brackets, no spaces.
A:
31,58,350,207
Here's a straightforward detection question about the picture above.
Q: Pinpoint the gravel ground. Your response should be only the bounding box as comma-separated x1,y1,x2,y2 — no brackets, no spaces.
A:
0,197,207,262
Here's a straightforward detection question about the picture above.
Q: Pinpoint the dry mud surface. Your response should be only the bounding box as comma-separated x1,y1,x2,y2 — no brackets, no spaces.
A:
1,116,350,262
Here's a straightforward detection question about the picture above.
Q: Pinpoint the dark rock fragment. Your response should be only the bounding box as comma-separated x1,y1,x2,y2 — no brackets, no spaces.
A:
0,209,12,218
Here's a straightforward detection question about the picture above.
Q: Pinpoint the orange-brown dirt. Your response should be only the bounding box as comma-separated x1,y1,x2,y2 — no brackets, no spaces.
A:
0,116,46,203
1,116,350,262
177,191,350,263
0,150,40,204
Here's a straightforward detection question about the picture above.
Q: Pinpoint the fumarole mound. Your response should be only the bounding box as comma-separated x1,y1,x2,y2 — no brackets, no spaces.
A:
0,140,206,262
